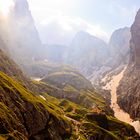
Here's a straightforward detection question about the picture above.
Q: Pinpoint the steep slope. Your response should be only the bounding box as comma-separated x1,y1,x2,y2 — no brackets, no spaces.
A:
117,10,140,120
35,70,140,139
0,44,137,140
66,31,110,76
0,0,42,67
0,0,139,139
0,48,139,139
35,28,130,84
0,49,40,93
0,49,71,140
0,72,71,140
109,27,131,68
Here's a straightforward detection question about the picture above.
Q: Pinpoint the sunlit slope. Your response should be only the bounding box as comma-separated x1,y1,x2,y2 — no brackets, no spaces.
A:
0,48,138,139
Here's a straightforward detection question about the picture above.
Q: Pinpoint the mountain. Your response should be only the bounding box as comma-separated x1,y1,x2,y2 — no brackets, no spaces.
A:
109,27,131,68
36,29,131,88
65,31,110,76
26,60,140,139
0,48,139,139
64,29,130,86
0,48,72,140
117,10,140,120
0,0,42,67
0,0,139,139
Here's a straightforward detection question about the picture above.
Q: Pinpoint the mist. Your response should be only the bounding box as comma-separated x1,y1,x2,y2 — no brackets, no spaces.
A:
0,0,140,138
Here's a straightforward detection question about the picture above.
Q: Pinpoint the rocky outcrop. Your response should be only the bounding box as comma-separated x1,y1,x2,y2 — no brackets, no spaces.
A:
0,71,71,140
130,10,140,67
0,0,139,139
117,9,140,120
65,31,110,76
86,113,109,129
0,49,72,139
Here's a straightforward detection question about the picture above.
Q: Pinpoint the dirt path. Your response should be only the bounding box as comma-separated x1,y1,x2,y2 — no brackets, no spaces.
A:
103,67,140,135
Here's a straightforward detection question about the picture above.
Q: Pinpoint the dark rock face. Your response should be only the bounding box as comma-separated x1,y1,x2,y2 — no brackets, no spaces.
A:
86,113,109,129
130,10,140,67
0,72,71,140
117,9,140,120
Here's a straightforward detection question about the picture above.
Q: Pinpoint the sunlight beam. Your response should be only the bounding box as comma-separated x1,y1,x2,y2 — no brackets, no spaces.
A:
0,0,14,16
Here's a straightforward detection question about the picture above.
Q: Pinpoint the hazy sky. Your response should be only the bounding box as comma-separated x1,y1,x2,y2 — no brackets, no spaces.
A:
27,0,140,44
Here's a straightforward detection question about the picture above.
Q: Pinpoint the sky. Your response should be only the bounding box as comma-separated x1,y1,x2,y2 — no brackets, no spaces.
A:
27,0,140,44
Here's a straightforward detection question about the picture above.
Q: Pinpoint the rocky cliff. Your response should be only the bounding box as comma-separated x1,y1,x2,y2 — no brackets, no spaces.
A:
117,9,140,120
0,47,139,139
0,49,72,140
66,31,110,76
0,0,139,139
0,0,42,67
109,27,131,68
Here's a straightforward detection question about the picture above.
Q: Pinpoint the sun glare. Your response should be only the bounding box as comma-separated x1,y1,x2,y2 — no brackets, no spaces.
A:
0,0,14,16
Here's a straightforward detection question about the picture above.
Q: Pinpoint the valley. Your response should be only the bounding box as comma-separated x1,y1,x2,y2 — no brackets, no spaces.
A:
103,67,140,135
0,0,140,139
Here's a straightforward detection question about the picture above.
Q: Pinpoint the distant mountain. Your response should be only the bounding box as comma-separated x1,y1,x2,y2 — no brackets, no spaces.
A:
65,29,131,85
65,31,110,76
38,29,131,86
0,0,42,66
2,1,130,88
117,9,140,120
109,27,131,68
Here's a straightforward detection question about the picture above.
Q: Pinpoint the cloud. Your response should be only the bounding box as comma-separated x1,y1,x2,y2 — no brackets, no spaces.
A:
28,0,139,45
35,13,109,45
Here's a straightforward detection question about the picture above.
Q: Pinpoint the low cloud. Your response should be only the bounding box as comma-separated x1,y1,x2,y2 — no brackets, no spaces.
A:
35,13,109,45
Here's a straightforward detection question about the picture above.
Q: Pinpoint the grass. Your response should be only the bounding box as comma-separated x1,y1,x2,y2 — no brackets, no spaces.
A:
63,85,78,92
0,102,27,140
0,71,138,140
0,71,67,120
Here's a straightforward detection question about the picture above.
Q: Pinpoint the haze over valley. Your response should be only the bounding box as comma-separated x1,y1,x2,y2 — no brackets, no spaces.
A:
0,0,140,140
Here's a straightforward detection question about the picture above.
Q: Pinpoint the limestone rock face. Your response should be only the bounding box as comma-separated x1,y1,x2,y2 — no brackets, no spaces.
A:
117,9,140,120
109,27,131,68
130,10,140,67
66,31,110,76
0,0,42,66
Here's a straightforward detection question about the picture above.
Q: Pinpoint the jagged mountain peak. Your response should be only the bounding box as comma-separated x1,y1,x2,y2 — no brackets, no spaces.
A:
130,9,140,67
73,30,107,45
117,9,140,123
